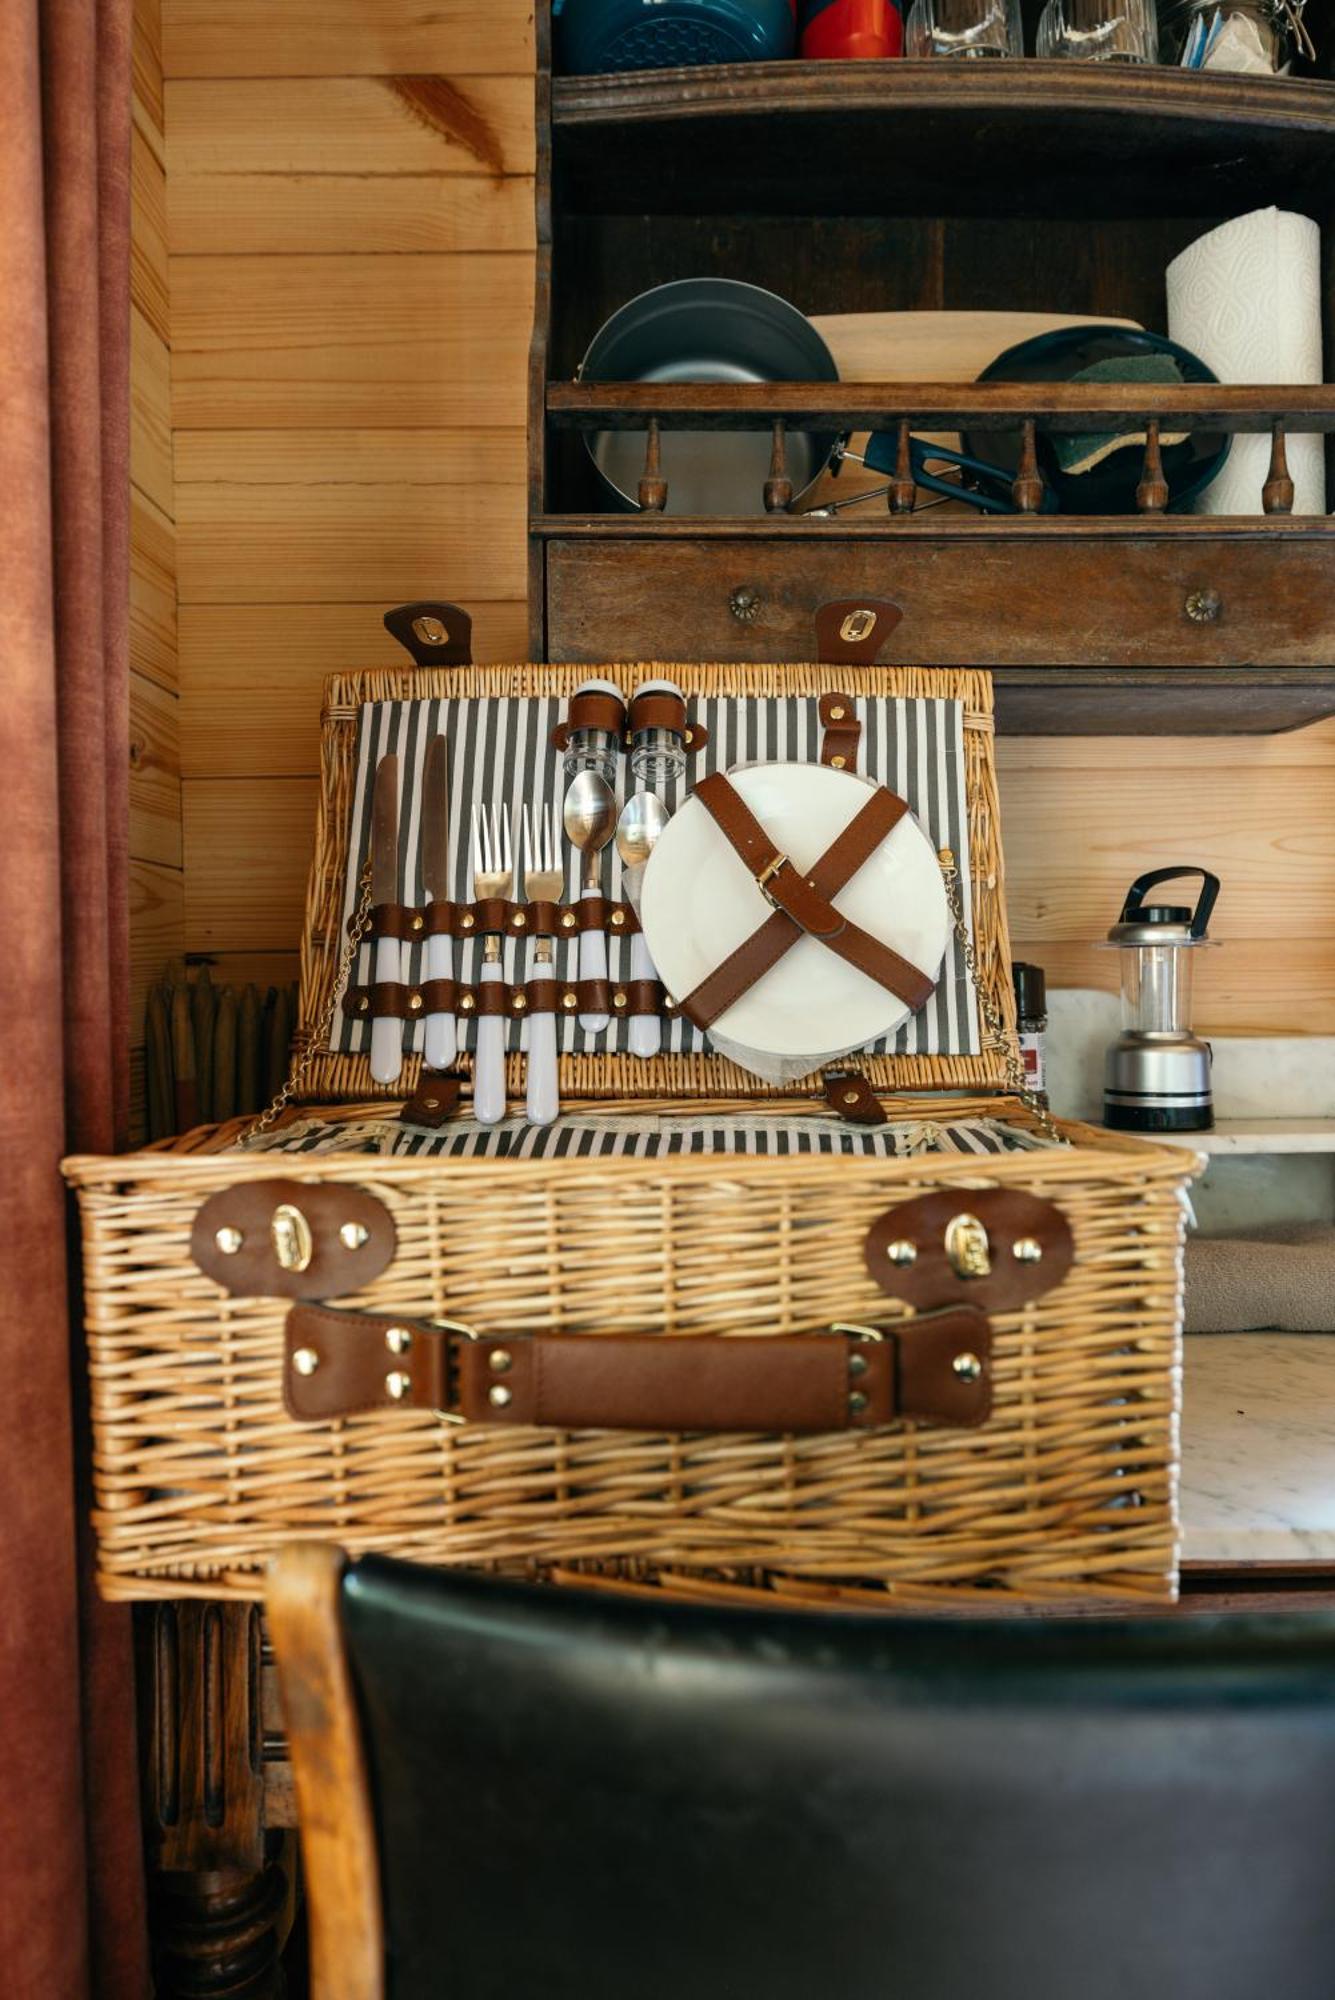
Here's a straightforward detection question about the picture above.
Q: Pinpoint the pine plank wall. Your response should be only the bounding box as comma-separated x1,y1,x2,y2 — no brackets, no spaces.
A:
127,0,1334,1132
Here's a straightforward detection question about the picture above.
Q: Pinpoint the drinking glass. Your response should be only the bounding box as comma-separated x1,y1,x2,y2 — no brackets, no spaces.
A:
1036,0,1158,60
905,0,1023,55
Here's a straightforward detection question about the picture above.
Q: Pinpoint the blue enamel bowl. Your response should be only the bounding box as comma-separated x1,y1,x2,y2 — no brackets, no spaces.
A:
557,0,797,73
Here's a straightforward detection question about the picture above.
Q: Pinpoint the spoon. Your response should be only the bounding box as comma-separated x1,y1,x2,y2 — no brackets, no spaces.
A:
616,790,669,1059
563,770,617,1032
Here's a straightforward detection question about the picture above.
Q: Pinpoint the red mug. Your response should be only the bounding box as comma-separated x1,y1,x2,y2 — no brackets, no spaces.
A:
799,0,904,55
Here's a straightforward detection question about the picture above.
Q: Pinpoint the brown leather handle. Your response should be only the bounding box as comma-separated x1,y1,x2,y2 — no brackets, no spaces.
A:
284,1304,993,1433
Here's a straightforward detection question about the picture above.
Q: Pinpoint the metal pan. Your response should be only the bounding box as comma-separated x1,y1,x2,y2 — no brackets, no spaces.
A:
578,279,840,516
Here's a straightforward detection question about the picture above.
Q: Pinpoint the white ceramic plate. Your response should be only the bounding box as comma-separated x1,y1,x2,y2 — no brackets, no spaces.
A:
640,762,949,1060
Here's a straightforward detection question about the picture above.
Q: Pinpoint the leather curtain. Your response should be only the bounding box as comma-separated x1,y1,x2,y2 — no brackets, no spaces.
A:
0,0,148,1993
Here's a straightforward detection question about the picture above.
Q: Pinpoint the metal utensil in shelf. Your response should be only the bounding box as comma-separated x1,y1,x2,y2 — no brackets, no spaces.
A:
470,804,513,1126
522,805,564,1127
615,790,670,1060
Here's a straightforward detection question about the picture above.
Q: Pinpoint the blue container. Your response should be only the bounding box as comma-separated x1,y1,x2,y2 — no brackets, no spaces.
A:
557,0,797,74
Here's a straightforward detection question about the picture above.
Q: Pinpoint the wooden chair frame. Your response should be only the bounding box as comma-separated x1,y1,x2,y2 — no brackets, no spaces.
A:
268,1543,385,2000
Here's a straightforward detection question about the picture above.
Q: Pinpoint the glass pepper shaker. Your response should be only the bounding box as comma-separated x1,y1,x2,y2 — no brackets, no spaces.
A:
627,678,688,789
561,678,625,788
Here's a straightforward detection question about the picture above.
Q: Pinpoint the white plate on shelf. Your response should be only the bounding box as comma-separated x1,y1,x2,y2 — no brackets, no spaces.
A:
640,762,948,1061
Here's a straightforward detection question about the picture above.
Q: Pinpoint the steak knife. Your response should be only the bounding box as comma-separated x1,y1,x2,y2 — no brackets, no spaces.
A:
421,734,456,1070
369,753,404,1086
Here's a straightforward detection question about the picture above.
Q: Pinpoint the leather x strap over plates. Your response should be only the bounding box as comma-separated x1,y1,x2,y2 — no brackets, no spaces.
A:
679,770,942,1032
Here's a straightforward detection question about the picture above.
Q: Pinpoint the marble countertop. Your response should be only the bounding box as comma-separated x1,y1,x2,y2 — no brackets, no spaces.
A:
1181,1333,1335,1564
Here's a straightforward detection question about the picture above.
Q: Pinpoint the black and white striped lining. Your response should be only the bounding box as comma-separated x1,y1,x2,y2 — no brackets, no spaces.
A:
332,692,978,1060
243,1114,1058,1163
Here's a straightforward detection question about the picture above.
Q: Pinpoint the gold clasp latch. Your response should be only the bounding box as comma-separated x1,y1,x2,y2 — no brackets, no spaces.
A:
944,1212,992,1280
839,607,878,644
270,1202,313,1274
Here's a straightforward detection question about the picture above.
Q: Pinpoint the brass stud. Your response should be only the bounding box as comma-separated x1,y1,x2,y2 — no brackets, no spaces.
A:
613,991,628,1009
385,1325,413,1355
215,1225,243,1255
886,1239,917,1266
511,912,527,929
684,728,695,746
410,912,425,933
562,992,577,1011
385,1370,412,1401
952,1352,983,1383
459,913,476,932
610,910,626,928
848,1389,869,1414
488,1384,513,1409
938,848,955,869
842,1088,860,1106
513,994,528,1012
489,1348,513,1374
829,704,846,720
460,994,476,1012
339,1221,369,1251
408,992,423,1012
848,1352,868,1378
357,996,370,1013
292,1346,319,1377
1012,1237,1043,1264
830,755,847,769
561,911,577,930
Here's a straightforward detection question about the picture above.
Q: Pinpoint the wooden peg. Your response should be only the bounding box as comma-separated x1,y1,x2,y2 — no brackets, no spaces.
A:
637,418,667,512
764,419,792,513
889,420,916,515
1135,419,1168,514
1263,421,1294,515
1011,418,1044,514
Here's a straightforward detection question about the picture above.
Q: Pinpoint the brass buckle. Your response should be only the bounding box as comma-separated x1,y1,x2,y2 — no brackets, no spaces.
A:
756,850,789,909
433,1317,480,1426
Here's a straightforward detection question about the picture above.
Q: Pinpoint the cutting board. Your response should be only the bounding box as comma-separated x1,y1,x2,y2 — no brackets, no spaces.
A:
800,310,1143,516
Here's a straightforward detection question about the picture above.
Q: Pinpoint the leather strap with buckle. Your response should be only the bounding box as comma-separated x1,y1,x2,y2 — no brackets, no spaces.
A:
678,770,940,1031
283,1302,994,1433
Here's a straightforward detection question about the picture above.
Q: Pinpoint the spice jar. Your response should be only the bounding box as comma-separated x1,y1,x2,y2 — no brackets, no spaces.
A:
627,678,688,789
561,678,625,787
1012,961,1048,1104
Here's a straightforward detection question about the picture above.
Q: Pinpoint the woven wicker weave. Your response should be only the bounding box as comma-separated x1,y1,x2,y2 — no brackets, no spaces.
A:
63,660,1199,1608
65,1100,1193,1606
297,663,1012,1103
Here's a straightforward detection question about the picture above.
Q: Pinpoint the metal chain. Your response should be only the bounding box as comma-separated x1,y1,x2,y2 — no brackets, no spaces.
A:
241,860,375,1144
938,848,1061,1144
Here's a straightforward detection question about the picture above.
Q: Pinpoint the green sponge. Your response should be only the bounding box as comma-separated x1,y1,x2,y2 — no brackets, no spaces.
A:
1054,354,1188,476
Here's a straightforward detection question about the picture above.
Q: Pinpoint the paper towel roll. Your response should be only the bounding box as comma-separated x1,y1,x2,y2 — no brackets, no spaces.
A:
1166,207,1325,516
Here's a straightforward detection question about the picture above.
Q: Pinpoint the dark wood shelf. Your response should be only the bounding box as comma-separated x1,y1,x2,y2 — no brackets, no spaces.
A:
553,61,1335,217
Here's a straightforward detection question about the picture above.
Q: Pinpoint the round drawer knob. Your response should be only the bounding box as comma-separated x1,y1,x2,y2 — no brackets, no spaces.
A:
729,586,761,624
1184,588,1222,625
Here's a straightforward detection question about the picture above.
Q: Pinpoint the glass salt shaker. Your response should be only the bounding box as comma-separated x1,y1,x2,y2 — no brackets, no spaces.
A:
561,677,625,788
628,677,688,789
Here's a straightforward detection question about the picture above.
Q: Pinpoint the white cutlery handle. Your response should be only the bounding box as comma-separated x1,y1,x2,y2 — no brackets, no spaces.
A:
578,889,610,1033
369,934,404,1085
628,932,661,1059
423,929,456,1070
473,958,507,1125
525,998,559,1126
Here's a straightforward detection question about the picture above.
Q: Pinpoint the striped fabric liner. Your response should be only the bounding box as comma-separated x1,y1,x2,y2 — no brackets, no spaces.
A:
332,692,978,1060
244,1114,1059,1163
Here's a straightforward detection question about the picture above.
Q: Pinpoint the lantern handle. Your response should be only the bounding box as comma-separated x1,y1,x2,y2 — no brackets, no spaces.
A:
1120,867,1220,940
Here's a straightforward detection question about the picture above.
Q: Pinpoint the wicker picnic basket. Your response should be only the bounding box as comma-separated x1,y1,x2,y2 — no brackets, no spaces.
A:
65,658,1198,1608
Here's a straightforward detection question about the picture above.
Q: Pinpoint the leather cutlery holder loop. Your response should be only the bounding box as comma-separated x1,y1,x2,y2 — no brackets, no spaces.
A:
345,976,667,1023
819,692,862,771
363,898,640,942
283,1303,994,1433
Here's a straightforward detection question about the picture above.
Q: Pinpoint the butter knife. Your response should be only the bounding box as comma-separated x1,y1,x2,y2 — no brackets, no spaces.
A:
421,733,456,1070
369,753,404,1086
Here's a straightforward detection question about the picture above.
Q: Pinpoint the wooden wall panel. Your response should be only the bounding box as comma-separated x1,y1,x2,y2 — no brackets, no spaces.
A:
183,781,319,954
162,1,534,79
130,0,182,1138
170,253,533,429
179,602,529,779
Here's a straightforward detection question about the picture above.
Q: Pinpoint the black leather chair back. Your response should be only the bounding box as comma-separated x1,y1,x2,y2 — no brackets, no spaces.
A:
341,1557,1335,2000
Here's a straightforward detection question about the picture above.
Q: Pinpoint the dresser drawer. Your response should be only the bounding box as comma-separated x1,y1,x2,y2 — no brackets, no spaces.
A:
544,529,1335,670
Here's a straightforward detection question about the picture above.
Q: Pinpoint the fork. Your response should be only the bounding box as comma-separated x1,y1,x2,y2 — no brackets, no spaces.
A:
470,804,513,1126
523,805,564,1126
